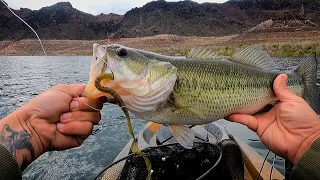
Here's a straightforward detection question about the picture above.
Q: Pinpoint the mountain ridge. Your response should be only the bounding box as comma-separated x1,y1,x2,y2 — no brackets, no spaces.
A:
0,0,319,40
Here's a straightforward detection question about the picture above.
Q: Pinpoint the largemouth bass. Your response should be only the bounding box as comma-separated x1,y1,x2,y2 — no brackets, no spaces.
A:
83,43,319,148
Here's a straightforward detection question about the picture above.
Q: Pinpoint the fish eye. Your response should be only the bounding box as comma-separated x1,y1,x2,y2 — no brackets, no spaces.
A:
117,48,128,57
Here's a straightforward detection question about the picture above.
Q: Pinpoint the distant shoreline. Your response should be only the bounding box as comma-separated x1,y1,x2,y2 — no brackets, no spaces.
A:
1,31,319,56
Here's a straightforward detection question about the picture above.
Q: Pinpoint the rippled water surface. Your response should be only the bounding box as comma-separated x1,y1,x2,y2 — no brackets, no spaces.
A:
0,56,310,179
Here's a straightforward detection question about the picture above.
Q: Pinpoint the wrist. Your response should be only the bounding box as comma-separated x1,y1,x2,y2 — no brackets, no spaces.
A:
292,128,320,165
0,107,45,169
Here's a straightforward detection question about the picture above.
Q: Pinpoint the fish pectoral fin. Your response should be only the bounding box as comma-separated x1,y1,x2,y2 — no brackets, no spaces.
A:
170,125,195,149
176,106,206,120
174,98,207,120
185,107,206,120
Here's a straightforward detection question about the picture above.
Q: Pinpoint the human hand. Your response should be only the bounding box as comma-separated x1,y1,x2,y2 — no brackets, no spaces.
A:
25,84,103,150
227,74,320,165
0,84,103,169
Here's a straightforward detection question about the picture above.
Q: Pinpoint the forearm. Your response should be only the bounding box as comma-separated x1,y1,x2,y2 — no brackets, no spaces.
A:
0,107,44,170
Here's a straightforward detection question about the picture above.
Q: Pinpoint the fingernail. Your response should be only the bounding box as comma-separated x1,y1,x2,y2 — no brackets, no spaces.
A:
57,123,65,130
61,112,71,120
70,100,79,110
281,74,288,81
278,74,288,89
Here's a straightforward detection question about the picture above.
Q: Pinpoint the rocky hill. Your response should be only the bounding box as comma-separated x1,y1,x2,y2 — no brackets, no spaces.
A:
114,0,320,38
0,0,319,40
228,0,320,11
0,2,123,40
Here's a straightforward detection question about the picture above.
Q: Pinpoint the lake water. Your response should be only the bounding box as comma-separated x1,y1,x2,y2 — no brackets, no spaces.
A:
0,56,310,179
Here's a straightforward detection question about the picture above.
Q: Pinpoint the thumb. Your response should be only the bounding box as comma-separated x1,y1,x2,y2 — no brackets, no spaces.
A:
273,74,299,102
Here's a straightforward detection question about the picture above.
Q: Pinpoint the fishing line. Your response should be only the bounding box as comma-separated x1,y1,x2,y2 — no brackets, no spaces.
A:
1,1,101,112
64,87,101,111
73,94,101,111
196,147,223,180
269,154,277,180
2,1,106,114
0,0,47,55
256,150,270,180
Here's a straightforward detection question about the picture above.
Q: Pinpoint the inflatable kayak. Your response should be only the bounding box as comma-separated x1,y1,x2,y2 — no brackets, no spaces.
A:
95,122,284,180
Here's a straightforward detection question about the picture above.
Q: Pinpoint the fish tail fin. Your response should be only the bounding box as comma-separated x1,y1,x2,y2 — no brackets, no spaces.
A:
294,52,320,113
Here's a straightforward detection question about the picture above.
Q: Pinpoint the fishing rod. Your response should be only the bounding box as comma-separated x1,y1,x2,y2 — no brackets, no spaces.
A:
0,0,47,55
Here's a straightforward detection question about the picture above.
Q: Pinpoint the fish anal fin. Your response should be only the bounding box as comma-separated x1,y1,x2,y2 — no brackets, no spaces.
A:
170,125,195,149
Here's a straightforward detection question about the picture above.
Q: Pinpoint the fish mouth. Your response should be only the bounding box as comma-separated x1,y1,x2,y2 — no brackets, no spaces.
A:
82,43,177,114
82,43,118,100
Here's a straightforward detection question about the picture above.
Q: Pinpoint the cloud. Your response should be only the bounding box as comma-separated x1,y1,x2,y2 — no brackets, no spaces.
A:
71,0,136,15
6,0,60,10
5,0,228,15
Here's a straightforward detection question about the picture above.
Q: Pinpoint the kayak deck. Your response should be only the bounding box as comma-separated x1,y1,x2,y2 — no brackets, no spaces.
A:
105,122,285,180
231,135,284,180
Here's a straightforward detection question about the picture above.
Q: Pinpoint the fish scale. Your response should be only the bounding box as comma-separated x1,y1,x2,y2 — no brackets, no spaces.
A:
151,59,280,125
83,43,319,149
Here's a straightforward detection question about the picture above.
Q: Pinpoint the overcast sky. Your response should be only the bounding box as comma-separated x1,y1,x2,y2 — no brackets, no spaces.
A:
6,0,229,15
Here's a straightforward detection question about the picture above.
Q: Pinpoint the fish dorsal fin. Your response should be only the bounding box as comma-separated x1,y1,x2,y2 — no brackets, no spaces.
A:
230,45,276,70
186,48,219,60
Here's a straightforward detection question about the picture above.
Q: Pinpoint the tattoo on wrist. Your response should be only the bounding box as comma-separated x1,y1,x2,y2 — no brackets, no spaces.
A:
0,124,34,170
